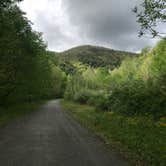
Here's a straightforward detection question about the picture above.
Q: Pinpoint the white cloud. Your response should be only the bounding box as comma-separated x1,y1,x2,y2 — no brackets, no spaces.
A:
20,0,82,51
19,0,162,52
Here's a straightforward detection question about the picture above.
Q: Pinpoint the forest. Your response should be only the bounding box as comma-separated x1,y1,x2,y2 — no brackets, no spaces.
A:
0,0,165,165
1,0,165,117
0,0,66,106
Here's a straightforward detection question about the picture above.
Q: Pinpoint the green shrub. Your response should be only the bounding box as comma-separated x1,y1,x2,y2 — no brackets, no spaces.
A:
73,89,92,104
108,80,166,118
88,92,110,111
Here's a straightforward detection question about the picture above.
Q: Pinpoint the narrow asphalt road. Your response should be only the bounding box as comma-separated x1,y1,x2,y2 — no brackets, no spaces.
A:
0,100,129,166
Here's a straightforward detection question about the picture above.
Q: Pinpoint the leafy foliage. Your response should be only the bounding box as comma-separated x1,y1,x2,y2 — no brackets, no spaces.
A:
107,39,166,118
64,39,166,118
133,0,166,37
0,1,66,106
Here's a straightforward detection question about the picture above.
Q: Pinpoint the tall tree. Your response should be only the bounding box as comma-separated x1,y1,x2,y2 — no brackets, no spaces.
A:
0,0,54,105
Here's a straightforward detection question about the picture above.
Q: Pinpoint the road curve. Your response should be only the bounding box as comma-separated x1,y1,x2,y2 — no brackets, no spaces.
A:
0,100,129,166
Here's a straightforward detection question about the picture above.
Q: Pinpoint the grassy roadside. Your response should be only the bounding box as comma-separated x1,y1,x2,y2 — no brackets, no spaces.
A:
0,101,46,127
61,100,166,166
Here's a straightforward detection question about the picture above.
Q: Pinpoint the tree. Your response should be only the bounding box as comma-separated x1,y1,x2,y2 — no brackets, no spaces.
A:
0,0,22,9
133,0,166,38
0,0,55,105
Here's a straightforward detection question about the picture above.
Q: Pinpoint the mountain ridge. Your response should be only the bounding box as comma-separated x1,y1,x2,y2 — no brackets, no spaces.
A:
57,45,138,69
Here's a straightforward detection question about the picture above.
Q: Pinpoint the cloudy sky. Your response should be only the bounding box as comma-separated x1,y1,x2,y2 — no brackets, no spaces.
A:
19,0,159,52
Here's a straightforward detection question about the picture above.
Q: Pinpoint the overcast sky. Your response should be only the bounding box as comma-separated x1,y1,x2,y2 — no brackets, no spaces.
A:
19,0,159,52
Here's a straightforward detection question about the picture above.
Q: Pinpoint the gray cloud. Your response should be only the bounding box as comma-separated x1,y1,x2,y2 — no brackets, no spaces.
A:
34,13,74,51
20,0,160,52
62,0,158,52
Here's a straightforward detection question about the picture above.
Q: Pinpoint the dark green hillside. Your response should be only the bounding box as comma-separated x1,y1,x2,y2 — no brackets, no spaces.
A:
59,45,138,69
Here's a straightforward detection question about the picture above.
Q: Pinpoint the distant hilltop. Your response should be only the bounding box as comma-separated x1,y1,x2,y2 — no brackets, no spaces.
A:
56,45,138,69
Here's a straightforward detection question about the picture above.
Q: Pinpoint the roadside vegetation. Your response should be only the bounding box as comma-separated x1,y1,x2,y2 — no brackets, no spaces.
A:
61,100,165,166
0,0,66,124
60,38,166,165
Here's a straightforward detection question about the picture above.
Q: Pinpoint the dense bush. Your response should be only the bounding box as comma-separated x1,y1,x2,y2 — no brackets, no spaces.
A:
107,39,166,118
108,80,166,117
87,92,110,111
73,89,92,104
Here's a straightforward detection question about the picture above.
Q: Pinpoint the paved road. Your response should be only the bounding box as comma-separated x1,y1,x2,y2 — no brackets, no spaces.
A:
0,100,129,166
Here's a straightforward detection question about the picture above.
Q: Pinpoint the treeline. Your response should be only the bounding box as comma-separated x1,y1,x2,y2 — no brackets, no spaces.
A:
0,0,66,106
64,39,166,118
59,45,138,69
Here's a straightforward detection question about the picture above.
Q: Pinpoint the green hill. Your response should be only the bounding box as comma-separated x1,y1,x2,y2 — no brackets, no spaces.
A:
58,45,138,69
